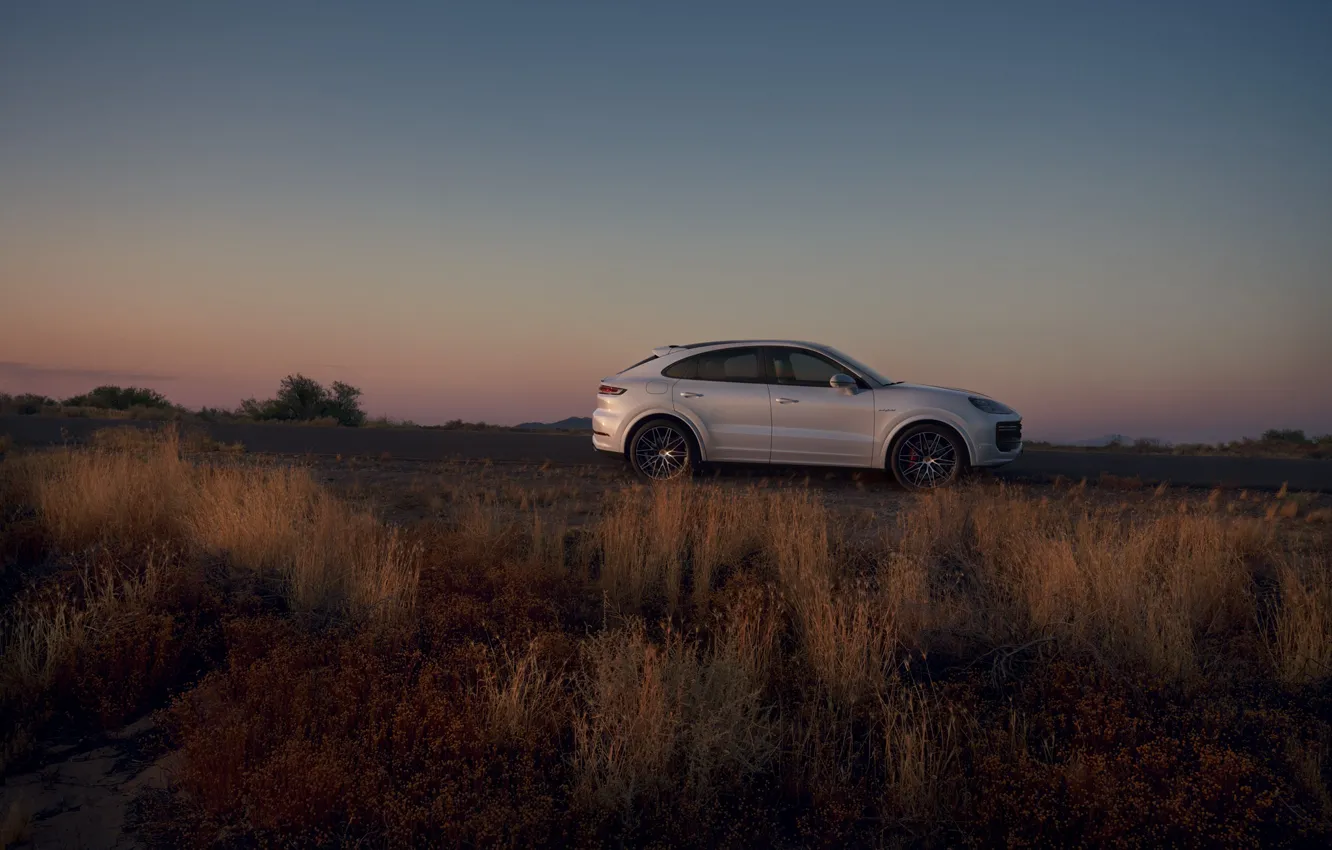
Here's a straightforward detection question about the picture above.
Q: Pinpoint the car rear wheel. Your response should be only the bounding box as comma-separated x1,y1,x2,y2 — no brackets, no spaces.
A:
628,419,695,481
890,424,966,490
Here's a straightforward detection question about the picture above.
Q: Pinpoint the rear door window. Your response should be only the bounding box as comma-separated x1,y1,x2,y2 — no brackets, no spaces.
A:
662,347,763,382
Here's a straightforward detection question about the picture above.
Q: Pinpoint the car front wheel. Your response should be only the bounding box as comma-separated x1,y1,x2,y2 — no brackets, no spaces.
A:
628,419,695,481
890,424,966,490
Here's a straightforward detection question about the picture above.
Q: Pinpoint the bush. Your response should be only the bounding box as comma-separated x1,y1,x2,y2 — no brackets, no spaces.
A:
61,385,173,410
240,375,366,427
1262,429,1308,444
0,393,58,415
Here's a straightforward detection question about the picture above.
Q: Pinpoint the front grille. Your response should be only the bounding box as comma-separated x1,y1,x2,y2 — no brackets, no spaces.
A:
996,422,1022,451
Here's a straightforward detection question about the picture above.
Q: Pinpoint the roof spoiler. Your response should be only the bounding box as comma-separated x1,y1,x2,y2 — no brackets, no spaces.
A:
651,345,683,357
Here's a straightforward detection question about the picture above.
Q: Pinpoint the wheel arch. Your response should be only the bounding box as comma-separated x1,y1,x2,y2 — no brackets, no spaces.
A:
623,410,707,462
881,415,976,468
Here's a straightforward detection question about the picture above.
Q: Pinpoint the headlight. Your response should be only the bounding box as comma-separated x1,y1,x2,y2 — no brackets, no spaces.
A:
969,396,1014,415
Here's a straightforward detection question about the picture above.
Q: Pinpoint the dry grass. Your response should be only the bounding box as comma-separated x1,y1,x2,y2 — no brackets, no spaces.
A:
950,490,1268,679
1270,556,1332,685
5,426,419,623
2,434,1330,845
572,618,777,815
595,482,762,615
481,638,568,744
1,547,173,702
0,427,419,769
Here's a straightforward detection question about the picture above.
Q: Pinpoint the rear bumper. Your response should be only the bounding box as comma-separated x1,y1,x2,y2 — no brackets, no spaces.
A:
591,408,623,453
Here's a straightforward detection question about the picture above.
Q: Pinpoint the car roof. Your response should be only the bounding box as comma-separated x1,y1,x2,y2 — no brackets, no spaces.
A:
655,339,829,354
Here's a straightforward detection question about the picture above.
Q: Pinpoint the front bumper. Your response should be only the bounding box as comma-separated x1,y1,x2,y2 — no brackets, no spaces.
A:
972,419,1023,467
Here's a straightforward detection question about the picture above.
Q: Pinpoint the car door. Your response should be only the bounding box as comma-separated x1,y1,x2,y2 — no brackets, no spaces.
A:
764,346,875,467
666,347,771,463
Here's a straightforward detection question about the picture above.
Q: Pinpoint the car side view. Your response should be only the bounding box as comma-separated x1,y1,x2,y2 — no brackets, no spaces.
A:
592,340,1022,489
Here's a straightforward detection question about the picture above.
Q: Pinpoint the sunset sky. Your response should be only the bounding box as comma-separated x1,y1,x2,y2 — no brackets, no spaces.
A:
3,1,1330,441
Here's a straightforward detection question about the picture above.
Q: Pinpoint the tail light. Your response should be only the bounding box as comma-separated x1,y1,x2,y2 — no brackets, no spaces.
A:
598,384,627,396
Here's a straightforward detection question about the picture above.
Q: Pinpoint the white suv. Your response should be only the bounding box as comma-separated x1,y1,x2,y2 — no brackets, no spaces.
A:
593,340,1022,489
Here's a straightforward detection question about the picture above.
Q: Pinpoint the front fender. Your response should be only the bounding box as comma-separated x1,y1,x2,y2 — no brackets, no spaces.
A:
879,409,979,467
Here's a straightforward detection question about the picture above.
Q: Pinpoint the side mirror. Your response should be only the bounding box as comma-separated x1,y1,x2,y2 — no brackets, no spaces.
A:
829,373,857,390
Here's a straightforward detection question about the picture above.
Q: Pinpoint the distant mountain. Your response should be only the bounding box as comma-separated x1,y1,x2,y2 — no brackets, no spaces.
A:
514,416,593,432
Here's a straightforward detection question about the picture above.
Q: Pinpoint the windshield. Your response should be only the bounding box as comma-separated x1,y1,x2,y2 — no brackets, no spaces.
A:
821,347,894,387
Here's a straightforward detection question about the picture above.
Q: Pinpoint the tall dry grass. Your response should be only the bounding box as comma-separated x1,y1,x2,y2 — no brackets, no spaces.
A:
1,547,174,698
595,482,763,614
0,427,421,769
3,426,420,623
949,490,1269,679
588,481,1285,697
572,618,777,815
1270,555,1332,685
481,639,568,744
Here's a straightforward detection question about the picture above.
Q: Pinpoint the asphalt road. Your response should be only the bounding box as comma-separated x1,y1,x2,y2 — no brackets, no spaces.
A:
2,415,1328,491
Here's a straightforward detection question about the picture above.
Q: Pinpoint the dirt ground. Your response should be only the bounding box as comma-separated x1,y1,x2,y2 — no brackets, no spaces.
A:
0,717,177,850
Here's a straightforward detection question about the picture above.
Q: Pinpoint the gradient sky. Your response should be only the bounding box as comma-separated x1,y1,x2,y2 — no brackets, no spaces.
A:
3,1,1330,441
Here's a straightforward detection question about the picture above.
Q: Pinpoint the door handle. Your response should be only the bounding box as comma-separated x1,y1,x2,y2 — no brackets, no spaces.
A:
775,397,799,404
679,391,703,398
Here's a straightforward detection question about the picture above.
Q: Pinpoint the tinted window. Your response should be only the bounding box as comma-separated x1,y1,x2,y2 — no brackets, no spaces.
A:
768,348,847,386
662,347,762,382
617,355,658,374
662,357,696,379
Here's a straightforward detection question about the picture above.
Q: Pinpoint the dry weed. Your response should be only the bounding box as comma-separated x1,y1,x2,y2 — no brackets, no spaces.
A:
1270,556,1332,686
572,619,775,814
5,428,423,624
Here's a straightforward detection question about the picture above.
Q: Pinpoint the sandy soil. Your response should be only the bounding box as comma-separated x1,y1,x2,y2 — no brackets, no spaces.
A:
0,718,178,850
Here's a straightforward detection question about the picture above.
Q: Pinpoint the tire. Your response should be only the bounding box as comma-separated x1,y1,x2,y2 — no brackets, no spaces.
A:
627,418,696,481
889,423,967,490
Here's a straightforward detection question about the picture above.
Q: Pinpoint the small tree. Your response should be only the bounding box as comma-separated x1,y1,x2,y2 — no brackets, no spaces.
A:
241,374,366,426
1261,429,1307,444
327,381,366,427
273,374,329,421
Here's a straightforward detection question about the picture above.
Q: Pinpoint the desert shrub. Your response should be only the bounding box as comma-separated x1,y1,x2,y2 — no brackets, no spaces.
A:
167,610,576,845
1262,429,1309,444
240,374,366,427
61,385,173,410
1133,437,1170,452
0,393,57,416
365,415,419,428
434,419,504,431
971,663,1323,846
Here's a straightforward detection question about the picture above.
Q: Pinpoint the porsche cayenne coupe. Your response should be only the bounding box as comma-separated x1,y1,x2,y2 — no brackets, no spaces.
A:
592,340,1022,489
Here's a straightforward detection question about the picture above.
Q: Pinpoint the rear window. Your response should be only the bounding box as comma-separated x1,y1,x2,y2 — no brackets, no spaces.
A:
662,347,763,382
617,355,658,374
